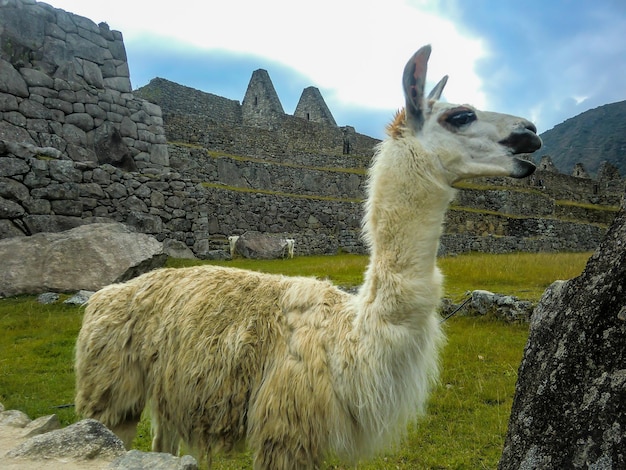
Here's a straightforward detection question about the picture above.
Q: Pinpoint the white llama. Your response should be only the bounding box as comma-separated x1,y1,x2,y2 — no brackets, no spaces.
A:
284,238,295,258
75,45,541,469
228,235,239,258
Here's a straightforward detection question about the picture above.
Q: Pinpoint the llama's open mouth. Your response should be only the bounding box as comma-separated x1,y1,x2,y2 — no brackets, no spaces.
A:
511,157,537,178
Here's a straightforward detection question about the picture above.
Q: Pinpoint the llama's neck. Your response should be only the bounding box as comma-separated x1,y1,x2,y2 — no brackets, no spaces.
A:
357,139,456,327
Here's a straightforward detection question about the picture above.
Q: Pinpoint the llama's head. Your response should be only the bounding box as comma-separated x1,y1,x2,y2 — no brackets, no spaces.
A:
391,45,541,183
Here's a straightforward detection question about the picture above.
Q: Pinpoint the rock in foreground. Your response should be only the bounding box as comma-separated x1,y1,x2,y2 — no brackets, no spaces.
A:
500,194,626,469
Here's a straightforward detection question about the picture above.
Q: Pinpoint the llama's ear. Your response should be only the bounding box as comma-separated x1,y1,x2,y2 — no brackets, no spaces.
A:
427,75,448,101
402,45,431,132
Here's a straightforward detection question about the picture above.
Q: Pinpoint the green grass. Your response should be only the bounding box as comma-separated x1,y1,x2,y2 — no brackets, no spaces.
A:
0,295,82,426
0,252,592,468
165,253,369,287
555,199,620,212
439,251,591,301
167,251,591,302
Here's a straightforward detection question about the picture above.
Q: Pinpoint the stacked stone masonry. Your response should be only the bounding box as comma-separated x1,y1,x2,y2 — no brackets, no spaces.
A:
0,0,624,260
0,0,168,175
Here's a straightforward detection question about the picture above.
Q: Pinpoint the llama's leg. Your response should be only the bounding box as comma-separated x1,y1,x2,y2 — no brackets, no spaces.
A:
253,439,322,470
151,424,180,455
150,410,180,455
111,416,141,449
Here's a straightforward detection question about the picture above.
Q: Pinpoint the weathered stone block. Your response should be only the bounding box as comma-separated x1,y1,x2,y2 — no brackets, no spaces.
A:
79,182,105,198
119,115,138,138
80,59,104,88
0,92,19,111
0,219,25,238
65,112,95,131
19,67,54,88
19,99,51,119
85,102,106,120
49,160,82,183
0,157,29,177
0,177,30,201
150,143,169,166
105,182,127,198
0,196,25,218
126,211,163,233
103,76,131,93
0,59,29,97
62,122,87,145
51,199,83,216
22,197,51,214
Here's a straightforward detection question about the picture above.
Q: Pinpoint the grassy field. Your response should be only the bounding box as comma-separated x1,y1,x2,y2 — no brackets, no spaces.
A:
0,252,591,468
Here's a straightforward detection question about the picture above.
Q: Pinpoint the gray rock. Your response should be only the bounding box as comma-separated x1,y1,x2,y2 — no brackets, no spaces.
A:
37,292,59,304
95,121,137,171
500,194,626,469
6,418,126,460
64,290,95,305
163,239,197,260
235,231,290,259
467,290,534,323
0,222,166,296
109,449,198,470
22,414,61,437
0,156,30,177
204,249,230,260
0,196,25,218
20,67,54,88
49,159,83,183
0,58,29,97
0,219,25,238
0,177,30,201
0,410,31,428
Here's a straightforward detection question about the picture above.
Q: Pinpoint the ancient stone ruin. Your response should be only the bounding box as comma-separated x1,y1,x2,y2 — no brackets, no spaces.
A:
0,0,624,263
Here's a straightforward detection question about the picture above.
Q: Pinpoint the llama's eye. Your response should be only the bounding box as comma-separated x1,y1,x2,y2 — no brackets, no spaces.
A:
445,110,477,127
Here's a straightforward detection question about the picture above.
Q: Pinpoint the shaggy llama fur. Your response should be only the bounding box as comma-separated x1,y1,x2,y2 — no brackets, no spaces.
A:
75,45,541,469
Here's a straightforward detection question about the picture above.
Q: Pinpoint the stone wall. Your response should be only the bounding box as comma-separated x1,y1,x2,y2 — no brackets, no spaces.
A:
0,140,364,257
168,144,366,199
162,112,378,161
4,137,612,260
0,0,168,175
0,0,623,260
135,78,242,126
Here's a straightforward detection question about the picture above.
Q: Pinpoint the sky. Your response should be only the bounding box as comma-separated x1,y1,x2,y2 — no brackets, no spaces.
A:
45,0,626,140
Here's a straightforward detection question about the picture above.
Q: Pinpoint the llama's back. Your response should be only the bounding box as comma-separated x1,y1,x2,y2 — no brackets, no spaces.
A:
74,264,354,460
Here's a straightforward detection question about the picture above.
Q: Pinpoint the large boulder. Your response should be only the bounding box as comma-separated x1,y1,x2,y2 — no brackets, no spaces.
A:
0,222,166,297
0,405,199,469
500,193,626,469
235,231,291,259
6,419,125,461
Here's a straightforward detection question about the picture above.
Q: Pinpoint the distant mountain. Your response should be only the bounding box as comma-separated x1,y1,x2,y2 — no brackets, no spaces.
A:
538,100,626,177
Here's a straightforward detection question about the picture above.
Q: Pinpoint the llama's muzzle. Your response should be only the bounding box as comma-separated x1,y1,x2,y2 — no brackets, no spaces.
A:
498,126,543,155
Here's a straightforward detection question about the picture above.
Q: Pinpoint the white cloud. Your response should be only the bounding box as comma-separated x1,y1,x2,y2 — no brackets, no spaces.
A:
46,0,488,112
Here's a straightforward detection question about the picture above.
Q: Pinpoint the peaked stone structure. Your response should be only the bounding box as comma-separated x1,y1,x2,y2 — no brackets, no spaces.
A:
294,86,337,127
241,69,285,128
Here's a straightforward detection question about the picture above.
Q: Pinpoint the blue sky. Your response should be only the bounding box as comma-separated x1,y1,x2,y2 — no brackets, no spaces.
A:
46,0,626,140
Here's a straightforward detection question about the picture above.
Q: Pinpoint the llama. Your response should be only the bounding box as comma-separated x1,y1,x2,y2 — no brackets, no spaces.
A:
228,235,239,258
284,238,295,258
75,45,541,469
